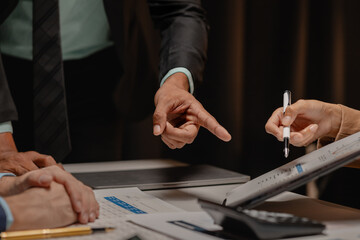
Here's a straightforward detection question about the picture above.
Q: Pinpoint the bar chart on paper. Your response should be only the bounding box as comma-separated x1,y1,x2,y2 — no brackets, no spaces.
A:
96,188,182,218
104,196,147,214
225,131,360,208
54,188,180,240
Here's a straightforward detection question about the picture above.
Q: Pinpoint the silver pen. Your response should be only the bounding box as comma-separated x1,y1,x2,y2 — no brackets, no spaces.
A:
283,90,291,158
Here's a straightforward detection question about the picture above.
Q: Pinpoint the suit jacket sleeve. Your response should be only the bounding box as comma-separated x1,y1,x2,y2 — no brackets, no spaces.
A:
148,0,209,89
0,54,18,123
0,0,19,123
0,198,8,232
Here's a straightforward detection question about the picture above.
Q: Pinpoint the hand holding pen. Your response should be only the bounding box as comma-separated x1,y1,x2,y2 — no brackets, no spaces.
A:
265,98,333,149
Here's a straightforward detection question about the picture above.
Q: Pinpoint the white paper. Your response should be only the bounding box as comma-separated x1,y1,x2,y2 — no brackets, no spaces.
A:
53,188,181,240
95,187,182,219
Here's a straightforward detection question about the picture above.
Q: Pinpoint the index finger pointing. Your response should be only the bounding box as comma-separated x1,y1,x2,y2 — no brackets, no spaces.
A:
194,105,231,142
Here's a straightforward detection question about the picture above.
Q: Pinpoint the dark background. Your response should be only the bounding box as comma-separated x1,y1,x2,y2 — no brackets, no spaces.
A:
122,0,360,209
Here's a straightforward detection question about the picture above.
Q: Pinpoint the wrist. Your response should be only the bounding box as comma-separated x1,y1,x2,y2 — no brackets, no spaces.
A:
0,133,17,153
2,196,18,230
327,103,342,138
5,190,44,230
162,72,189,92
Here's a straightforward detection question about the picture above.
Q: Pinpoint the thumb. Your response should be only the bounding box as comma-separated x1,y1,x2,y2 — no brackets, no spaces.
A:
20,171,53,190
37,174,53,186
153,102,170,136
282,106,298,126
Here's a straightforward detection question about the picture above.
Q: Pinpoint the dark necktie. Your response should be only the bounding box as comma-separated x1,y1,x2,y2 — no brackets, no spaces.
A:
32,0,71,161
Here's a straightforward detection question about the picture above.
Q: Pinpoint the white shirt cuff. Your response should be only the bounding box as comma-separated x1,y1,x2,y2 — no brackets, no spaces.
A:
160,67,194,94
0,122,13,134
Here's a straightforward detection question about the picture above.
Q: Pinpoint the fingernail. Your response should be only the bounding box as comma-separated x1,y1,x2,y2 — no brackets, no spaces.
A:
81,213,88,223
89,213,95,221
283,116,291,125
310,124,318,132
293,134,301,141
75,201,82,212
223,131,232,142
39,175,52,184
153,125,161,135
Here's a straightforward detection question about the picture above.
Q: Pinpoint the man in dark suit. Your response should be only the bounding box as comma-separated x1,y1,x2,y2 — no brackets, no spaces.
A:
0,0,231,175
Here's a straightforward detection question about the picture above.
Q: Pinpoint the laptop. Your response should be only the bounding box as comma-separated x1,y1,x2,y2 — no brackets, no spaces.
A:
72,164,250,190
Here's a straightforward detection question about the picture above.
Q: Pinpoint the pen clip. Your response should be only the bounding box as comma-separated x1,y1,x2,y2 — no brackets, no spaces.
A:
283,90,291,113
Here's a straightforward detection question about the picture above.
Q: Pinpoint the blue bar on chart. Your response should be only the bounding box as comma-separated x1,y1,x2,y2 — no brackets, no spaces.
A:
104,196,147,214
296,164,304,174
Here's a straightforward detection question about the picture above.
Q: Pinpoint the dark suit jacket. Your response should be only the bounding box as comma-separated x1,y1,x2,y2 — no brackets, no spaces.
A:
0,0,208,122
0,201,6,232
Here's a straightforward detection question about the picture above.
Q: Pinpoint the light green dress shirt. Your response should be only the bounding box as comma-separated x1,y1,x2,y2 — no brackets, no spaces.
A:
0,0,113,60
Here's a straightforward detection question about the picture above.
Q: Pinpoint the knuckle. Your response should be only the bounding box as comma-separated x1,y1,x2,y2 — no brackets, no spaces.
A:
168,143,176,149
85,186,92,192
182,131,195,144
46,155,55,162
174,142,182,149
178,143,186,149
48,165,57,170
187,134,196,144
285,107,292,113
299,140,308,146
153,111,164,122
15,153,26,163
297,99,305,106
187,137,195,144
196,101,204,109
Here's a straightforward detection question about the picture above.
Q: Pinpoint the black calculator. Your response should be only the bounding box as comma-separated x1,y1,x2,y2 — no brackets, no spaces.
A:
198,199,326,240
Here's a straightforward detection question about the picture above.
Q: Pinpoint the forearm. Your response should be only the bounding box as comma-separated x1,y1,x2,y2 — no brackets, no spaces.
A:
0,132,17,153
5,184,77,230
5,193,47,230
0,54,18,123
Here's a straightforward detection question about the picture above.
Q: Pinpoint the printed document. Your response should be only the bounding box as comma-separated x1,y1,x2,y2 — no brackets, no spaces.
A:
55,187,181,240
